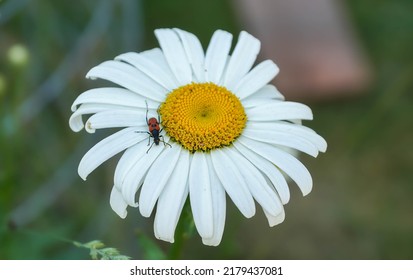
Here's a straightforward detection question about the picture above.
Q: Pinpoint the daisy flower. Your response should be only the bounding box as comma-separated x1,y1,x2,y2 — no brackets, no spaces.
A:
69,28,327,246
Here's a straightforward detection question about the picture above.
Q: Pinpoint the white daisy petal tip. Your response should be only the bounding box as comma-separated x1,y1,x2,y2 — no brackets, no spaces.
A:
85,120,95,133
70,27,327,246
318,136,328,153
272,60,280,76
68,114,84,132
156,235,174,244
301,183,313,197
264,208,285,227
110,186,128,219
85,66,99,80
202,237,221,247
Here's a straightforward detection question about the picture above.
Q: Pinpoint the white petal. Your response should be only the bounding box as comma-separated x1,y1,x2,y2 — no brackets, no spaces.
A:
140,48,171,66
120,140,166,207
264,207,285,227
69,103,126,132
241,84,285,109
110,186,128,219
189,152,214,239
154,150,190,243
140,48,180,88
247,101,313,122
173,28,206,83
210,148,255,218
234,60,279,100
86,60,167,102
204,30,232,84
114,140,149,190
154,28,192,85
233,141,290,204
243,128,320,157
78,127,145,180
247,121,327,153
115,49,179,91
202,154,226,246
139,144,181,217
85,110,146,133
223,31,260,91
238,136,313,196
71,87,153,112
225,148,282,217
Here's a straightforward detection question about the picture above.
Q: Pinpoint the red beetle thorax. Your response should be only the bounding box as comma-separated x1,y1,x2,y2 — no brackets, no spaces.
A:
148,117,160,132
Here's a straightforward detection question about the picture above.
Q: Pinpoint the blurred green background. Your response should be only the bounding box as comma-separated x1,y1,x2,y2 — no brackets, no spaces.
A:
1,0,412,259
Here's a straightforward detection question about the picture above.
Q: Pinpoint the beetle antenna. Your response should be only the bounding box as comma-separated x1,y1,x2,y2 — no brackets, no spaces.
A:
145,100,149,124
157,104,161,123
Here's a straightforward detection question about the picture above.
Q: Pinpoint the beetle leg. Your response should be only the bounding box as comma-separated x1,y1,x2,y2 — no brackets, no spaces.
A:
146,141,155,153
159,135,172,148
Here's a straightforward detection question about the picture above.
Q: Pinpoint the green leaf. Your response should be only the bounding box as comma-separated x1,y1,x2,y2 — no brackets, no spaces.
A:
85,240,105,249
73,239,130,260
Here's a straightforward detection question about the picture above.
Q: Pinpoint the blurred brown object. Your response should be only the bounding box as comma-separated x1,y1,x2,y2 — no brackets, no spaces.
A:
233,0,371,101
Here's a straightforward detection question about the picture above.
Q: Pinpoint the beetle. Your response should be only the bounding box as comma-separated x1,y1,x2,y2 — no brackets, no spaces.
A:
136,101,172,153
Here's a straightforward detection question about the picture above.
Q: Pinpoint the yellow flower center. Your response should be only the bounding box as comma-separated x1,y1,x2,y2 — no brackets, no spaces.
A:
159,83,247,152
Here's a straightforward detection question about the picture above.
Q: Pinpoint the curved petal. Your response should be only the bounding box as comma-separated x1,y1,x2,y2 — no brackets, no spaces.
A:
114,140,149,190
86,60,167,102
202,154,226,246
247,121,327,153
238,136,313,196
139,144,181,217
225,148,283,217
233,141,290,204
264,207,285,227
78,127,146,180
174,28,206,83
154,28,192,85
71,87,152,112
242,128,320,157
234,60,279,100
210,148,255,218
85,110,146,133
120,140,166,207
110,186,128,219
241,85,285,109
189,152,214,239
69,103,128,132
247,101,313,122
154,150,190,243
223,31,260,91
115,49,179,91
204,30,232,84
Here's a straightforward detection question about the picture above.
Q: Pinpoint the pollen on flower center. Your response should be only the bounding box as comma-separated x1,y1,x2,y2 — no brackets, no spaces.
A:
159,83,247,152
